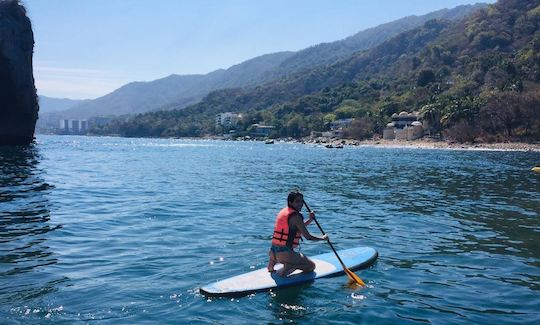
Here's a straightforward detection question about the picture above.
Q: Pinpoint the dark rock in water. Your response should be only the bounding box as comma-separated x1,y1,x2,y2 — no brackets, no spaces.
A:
0,0,38,146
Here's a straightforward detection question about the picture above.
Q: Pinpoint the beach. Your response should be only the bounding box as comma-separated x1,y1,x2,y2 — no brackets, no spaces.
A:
303,137,540,152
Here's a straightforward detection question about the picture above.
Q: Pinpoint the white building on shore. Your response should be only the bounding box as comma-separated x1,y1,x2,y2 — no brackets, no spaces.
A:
59,119,88,134
383,111,424,141
215,112,240,129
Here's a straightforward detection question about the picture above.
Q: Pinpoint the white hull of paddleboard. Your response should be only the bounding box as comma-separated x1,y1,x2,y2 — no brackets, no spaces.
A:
200,246,378,297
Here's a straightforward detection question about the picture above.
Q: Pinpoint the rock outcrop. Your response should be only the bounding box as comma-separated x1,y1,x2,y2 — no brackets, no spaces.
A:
0,0,38,145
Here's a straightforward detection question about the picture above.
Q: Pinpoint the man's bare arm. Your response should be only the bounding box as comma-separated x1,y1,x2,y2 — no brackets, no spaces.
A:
290,214,325,241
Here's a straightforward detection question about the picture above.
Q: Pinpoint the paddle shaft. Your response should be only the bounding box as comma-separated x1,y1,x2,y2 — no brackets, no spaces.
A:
302,201,349,270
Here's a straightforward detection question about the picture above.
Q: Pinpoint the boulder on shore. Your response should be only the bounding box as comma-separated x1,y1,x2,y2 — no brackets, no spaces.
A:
0,0,38,146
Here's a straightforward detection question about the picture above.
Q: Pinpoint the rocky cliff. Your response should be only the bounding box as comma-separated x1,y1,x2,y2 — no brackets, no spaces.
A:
0,0,38,145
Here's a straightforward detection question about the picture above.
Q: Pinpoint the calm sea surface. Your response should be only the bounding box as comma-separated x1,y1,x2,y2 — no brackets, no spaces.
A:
1,135,539,324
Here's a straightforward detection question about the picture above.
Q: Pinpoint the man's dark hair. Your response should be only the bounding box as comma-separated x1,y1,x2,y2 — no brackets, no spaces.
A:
287,191,303,207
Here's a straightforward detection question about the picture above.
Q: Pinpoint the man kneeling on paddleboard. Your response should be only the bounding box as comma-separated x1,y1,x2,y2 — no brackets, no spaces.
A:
268,191,329,277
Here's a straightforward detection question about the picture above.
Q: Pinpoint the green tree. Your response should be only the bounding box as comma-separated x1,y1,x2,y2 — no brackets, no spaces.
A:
286,114,307,138
343,117,375,140
417,69,436,86
420,101,444,137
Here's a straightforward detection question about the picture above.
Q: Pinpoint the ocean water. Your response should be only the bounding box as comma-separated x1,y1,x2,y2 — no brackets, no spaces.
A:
1,135,539,324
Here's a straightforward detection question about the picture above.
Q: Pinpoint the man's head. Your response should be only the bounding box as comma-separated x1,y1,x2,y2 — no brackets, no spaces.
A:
287,191,304,211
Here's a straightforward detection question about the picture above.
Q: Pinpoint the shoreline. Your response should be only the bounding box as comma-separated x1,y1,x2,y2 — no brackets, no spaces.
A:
331,139,540,152
222,135,540,152
302,138,540,152
40,134,540,152
279,136,540,152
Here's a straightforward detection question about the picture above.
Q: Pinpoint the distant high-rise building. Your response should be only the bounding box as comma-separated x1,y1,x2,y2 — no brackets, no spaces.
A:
57,119,89,134
71,120,80,133
60,119,69,133
80,120,88,133
216,112,240,128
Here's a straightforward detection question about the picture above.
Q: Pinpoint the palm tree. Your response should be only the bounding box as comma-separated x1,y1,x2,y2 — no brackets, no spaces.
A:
420,102,443,138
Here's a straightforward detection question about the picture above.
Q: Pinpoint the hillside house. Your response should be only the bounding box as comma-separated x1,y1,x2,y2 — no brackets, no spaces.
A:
250,124,274,138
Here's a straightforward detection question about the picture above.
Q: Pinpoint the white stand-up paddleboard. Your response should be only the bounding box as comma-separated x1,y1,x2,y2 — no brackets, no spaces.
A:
200,246,378,297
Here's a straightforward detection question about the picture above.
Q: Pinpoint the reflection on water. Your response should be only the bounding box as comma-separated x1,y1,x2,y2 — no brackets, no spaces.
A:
0,145,64,308
268,284,311,321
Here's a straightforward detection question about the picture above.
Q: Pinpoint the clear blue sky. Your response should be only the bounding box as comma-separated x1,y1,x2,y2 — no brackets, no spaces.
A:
24,0,493,99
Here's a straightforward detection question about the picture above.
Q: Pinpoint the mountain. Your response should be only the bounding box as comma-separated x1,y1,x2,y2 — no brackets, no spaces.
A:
38,96,88,114
58,52,294,119
58,3,486,119
102,0,540,143
271,3,487,75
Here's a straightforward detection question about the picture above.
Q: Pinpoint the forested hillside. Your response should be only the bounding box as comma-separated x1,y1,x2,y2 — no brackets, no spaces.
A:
98,0,540,143
57,4,483,120
261,4,487,79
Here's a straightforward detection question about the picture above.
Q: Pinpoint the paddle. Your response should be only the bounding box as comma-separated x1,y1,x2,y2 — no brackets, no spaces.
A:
303,199,366,287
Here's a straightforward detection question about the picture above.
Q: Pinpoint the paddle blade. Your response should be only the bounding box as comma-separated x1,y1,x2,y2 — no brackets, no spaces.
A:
344,268,366,287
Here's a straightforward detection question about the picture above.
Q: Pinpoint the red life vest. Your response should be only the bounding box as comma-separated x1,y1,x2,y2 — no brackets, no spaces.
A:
271,207,303,249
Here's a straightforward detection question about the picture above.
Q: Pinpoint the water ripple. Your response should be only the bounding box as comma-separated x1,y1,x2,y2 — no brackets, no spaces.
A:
0,136,539,324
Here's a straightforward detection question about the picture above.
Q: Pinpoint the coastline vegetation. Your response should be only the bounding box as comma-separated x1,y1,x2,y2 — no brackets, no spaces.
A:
93,0,540,144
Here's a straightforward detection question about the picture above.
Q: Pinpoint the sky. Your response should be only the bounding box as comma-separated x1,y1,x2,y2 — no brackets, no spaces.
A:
23,0,494,100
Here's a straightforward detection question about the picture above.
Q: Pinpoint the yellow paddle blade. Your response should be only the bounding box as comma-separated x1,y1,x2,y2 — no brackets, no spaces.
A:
344,268,366,287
